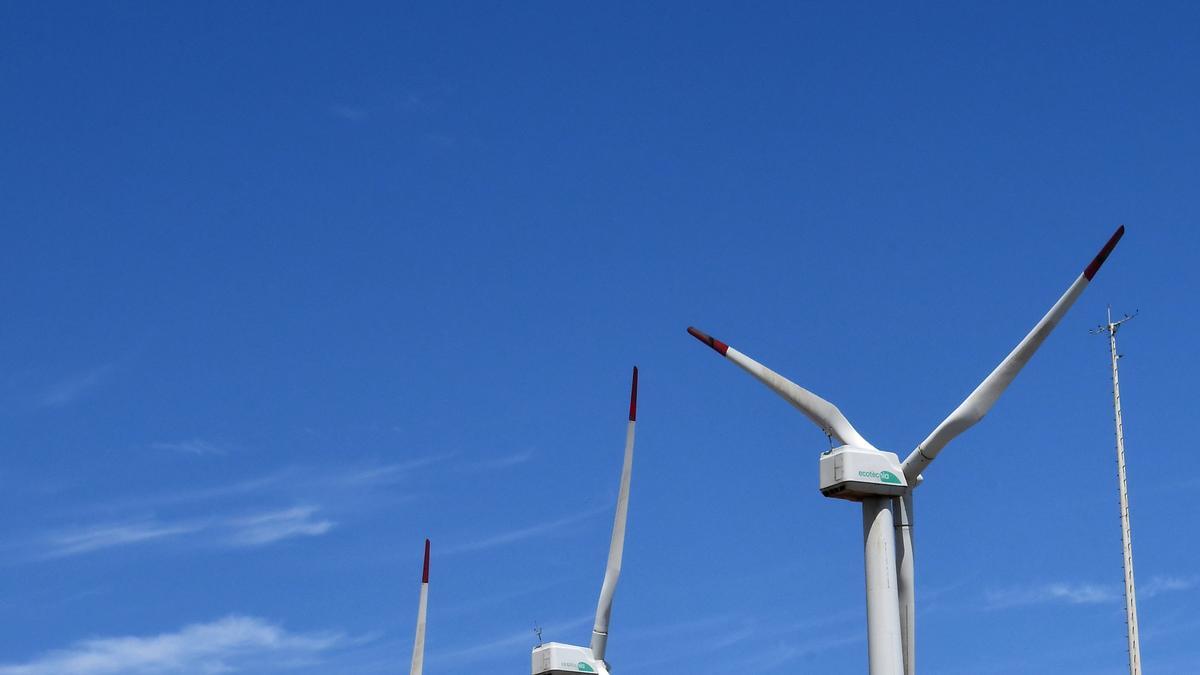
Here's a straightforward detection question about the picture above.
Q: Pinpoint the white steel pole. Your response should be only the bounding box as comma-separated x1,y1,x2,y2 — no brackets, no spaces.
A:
894,494,915,675
1105,310,1141,675
863,496,905,675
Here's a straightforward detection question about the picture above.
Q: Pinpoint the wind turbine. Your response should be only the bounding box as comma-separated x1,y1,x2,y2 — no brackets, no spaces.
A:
687,227,1124,675
410,538,430,675
532,366,638,675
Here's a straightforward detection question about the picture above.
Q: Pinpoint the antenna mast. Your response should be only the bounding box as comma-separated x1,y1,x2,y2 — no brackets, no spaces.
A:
1093,307,1141,675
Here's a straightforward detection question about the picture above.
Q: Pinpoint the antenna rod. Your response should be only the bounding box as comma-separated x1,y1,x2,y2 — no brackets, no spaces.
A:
1100,309,1141,675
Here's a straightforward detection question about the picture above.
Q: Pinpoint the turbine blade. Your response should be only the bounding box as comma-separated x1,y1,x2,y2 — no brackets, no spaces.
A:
687,327,877,450
901,225,1125,481
410,539,430,675
591,366,637,664
422,537,430,584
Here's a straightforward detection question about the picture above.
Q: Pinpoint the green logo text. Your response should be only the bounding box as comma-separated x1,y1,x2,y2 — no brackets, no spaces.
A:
857,470,902,485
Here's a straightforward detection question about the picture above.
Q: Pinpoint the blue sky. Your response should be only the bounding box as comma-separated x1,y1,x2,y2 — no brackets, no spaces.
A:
2,2,1199,673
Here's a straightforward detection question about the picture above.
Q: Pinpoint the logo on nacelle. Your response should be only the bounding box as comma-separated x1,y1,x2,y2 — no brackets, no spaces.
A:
857,469,902,485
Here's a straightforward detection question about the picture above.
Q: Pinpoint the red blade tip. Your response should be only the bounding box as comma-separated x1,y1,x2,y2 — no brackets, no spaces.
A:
687,326,729,356
1083,225,1125,280
422,538,430,583
628,366,638,421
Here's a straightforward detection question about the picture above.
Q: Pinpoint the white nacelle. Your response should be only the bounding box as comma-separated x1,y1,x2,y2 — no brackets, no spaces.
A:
531,643,609,675
819,445,908,501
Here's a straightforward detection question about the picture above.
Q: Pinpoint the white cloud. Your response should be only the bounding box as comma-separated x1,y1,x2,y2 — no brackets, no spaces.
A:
985,582,1118,609
335,455,454,488
29,457,444,562
150,440,227,456
0,615,345,675
41,506,334,559
223,506,334,547
330,104,368,122
38,365,113,407
730,631,863,671
440,506,608,555
1141,575,1198,599
44,520,203,558
431,614,591,665
462,450,534,471
986,574,1199,610
94,457,443,514
621,613,861,673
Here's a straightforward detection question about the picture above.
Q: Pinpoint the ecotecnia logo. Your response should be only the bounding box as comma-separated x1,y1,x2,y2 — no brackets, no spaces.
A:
577,663,596,673
858,469,902,485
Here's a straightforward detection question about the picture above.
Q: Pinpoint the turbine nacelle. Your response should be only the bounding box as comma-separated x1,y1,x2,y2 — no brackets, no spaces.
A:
532,643,608,675
819,445,908,501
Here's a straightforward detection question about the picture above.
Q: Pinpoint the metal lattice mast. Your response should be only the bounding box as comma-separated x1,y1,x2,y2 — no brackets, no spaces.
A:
1097,307,1141,675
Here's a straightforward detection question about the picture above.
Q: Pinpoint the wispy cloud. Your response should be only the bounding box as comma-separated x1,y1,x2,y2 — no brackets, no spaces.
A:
100,473,287,514
336,455,453,488
619,612,862,674
442,577,572,618
1141,575,1198,599
330,104,368,122
431,615,592,665
92,456,444,514
624,615,745,643
150,439,227,456
729,630,863,672
441,506,609,555
461,449,534,471
44,520,202,558
0,615,347,675
985,574,1198,610
223,506,334,546
30,457,442,561
40,506,334,559
38,365,113,407
423,132,456,148
985,582,1118,609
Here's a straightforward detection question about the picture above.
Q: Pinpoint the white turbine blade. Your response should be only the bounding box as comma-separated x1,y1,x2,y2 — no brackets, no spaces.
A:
687,327,877,450
591,366,637,665
901,225,1125,482
410,538,430,675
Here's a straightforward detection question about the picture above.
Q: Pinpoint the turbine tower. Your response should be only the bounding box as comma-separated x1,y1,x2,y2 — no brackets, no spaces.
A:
688,226,1124,675
532,366,638,675
1094,308,1141,675
410,538,430,675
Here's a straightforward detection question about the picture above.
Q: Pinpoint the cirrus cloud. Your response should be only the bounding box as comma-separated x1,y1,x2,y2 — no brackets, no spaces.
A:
0,615,347,675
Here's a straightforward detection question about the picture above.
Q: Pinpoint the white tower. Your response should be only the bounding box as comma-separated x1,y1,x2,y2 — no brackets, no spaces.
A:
1095,309,1141,675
